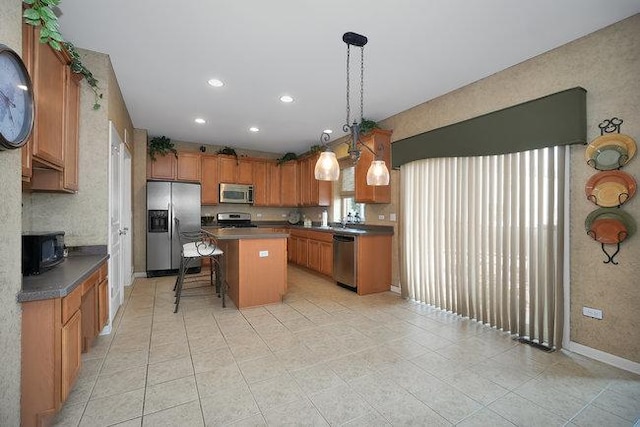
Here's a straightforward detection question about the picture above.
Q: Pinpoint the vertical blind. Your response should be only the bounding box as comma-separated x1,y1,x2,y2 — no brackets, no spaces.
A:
401,146,566,349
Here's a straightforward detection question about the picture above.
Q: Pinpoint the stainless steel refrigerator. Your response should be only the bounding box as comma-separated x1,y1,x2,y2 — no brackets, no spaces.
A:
146,181,201,276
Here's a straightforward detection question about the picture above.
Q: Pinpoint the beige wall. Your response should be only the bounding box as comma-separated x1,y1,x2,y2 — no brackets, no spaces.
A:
380,15,640,363
0,2,24,422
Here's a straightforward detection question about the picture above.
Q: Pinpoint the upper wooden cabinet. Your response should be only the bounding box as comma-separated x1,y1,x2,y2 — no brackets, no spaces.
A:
22,24,81,193
355,129,392,204
267,162,281,206
298,154,331,207
201,155,219,205
147,154,177,180
252,160,269,206
280,161,298,207
218,155,253,184
176,152,201,182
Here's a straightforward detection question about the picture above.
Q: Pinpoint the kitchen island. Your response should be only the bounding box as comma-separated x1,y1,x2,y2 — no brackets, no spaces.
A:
205,228,289,309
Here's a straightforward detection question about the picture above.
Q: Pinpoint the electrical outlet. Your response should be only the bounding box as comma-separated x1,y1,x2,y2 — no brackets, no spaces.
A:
582,306,603,319
281,213,287,217
390,213,397,221
378,215,385,220
256,213,263,217
259,250,269,257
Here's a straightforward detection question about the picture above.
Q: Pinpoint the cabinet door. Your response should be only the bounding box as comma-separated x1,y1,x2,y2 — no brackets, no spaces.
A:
177,152,201,182
21,24,34,181
280,162,298,206
287,235,296,262
320,241,333,277
61,310,82,402
218,156,237,183
149,154,177,180
237,159,253,184
62,69,81,192
31,27,67,169
99,278,109,329
307,240,321,271
252,160,269,206
201,155,219,204
355,129,392,204
295,237,308,266
267,162,281,206
81,284,97,353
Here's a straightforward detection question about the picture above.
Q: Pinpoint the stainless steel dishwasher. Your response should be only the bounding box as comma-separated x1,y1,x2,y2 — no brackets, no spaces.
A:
333,234,356,290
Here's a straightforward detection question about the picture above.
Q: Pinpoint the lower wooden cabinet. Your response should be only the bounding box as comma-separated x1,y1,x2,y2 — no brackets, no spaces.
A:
61,310,82,402
288,229,333,278
21,260,108,427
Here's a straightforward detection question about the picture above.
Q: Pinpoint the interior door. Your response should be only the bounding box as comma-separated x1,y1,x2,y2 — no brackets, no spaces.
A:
121,146,133,287
108,122,123,329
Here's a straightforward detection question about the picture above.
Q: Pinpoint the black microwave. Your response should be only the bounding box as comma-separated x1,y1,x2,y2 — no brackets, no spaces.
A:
22,232,65,276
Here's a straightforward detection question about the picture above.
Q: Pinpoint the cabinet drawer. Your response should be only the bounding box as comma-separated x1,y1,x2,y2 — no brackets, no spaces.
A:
306,230,333,243
99,261,108,282
61,285,82,324
82,270,100,296
289,229,309,238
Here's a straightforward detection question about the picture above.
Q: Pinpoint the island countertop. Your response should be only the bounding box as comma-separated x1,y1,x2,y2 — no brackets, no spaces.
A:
203,227,289,240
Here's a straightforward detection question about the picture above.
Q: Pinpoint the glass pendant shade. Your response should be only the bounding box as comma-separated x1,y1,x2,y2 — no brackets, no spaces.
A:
366,160,390,186
314,151,340,181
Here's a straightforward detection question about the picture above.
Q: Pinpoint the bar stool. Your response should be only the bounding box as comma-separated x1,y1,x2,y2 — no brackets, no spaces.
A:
173,218,226,312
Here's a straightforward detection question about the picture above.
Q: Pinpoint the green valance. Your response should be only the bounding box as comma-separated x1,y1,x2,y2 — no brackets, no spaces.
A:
392,87,587,168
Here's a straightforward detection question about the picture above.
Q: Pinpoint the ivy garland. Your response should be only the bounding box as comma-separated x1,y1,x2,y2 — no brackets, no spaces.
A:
22,0,103,110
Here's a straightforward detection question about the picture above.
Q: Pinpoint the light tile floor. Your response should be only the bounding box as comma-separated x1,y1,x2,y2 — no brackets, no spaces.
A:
53,266,640,426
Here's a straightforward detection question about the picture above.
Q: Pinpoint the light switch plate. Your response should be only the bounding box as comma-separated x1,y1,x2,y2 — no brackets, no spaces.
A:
259,250,269,257
582,306,603,319
378,215,385,220
256,213,262,217
390,213,397,221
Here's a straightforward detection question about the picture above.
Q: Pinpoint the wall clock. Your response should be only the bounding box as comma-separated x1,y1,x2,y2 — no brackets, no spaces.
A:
0,43,34,150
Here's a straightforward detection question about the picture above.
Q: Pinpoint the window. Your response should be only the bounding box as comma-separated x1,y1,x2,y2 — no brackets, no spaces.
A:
401,146,566,349
335,165,365,222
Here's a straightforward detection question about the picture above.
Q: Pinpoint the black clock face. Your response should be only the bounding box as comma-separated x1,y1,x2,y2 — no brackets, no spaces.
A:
0,44,34,150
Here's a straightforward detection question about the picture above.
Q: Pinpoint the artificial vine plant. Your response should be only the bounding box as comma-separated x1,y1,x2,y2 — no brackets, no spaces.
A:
148,136,177,161
22,0,103,110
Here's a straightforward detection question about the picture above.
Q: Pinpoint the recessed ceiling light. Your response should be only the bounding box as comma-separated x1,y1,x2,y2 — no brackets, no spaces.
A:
323,129,333,134
207,78,224,87
280,95,294,103
249,127,259,132
194,118,206,124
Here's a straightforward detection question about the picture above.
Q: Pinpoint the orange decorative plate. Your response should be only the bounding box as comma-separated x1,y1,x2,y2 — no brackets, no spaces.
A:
585,133,636,170
585,170,637,207
587,218,628,244
585,208,636,243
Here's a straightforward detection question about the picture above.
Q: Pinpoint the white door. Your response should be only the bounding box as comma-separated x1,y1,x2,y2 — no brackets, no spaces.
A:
108,122,123,331
121,145,133,287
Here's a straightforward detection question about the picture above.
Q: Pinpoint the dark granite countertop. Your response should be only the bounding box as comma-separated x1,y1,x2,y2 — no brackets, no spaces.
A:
288,224,394,236
18,246,109,303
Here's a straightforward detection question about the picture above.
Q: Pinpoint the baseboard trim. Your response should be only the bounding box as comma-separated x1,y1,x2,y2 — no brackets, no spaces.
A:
390,285,401,294
565,341,640,375
133,272,147,279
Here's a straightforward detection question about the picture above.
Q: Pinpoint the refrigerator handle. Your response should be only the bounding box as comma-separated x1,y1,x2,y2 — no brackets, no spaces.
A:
168,201,173,238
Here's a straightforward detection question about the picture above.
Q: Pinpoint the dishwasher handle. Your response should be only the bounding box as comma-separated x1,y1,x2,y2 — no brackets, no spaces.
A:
333,234,355,243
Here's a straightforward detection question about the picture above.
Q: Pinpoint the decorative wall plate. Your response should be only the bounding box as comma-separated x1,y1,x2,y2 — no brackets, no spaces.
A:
585,208,636,240
585,133,636,169
588,218,628,244
585,170,636,207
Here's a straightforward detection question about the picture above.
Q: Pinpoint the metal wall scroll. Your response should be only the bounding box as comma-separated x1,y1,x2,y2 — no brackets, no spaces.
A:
585,118,637,264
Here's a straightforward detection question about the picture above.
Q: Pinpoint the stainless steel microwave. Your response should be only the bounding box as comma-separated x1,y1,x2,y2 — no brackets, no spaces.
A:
219,183,254,204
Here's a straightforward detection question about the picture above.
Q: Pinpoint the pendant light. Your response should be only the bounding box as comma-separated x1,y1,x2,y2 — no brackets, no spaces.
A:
314,32,390,186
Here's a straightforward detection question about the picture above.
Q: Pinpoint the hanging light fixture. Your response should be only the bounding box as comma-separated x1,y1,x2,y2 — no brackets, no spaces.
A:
314,32,390,186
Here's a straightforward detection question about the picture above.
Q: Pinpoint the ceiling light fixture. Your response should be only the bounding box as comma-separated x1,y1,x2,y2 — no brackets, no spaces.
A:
314,32,390,186
249,126,259,132
194,118,206,124
207,78,224,87
280,95,294,103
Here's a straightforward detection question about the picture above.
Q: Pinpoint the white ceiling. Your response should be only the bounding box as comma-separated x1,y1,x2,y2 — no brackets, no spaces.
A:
57,1,640,154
